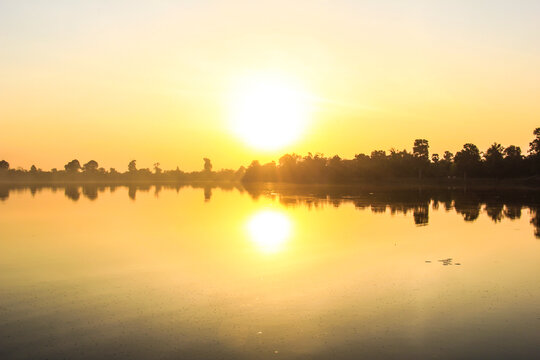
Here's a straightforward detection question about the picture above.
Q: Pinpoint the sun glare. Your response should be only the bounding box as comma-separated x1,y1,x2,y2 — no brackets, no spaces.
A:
246,209,292,253
229,74,311,150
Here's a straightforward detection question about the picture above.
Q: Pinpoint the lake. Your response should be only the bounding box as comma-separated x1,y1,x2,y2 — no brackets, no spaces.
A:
1,184,539,359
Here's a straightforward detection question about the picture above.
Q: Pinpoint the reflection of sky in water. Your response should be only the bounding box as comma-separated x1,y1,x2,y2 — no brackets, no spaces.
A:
0,185,539,359
246,209,292,254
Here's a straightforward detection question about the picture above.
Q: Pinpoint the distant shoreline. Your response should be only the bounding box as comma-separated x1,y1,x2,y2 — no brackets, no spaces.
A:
3,128,540,185
2,177,540,190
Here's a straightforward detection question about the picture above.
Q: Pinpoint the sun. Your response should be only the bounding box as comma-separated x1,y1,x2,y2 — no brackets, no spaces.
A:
246,210,292,253
228,74,311,150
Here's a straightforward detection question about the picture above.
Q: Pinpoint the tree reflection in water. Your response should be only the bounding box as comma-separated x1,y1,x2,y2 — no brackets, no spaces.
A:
1,183,540,238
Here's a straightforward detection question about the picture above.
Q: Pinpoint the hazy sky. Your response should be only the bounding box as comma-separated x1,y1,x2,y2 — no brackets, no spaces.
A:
1,0,539,171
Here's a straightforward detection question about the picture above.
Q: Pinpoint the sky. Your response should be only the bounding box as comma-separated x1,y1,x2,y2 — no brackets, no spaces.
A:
1,0,539,171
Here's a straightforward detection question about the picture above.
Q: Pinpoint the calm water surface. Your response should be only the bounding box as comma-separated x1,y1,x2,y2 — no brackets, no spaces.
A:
1,184,539,359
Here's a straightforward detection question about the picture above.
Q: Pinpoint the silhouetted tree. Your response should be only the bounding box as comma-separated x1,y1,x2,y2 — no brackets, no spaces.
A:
203,158,212,172
371,150,386,159
413,139,429,178
369,150,387,180
243,160,262,182
0,160,9,171
327,155,346,182
279,153,300,181
528,128,540,155
439,151,455,176
443,151,454,162
454,143,481,178
485,143,504,161
299,153,326,182
413,139,429,159
504,145,522,159
83,160,99,172
64,159,81,173
503,145,523,176
234,166,246,180
528,128,540,175
128,160,137,172
484,143,504,177
261,161,278,181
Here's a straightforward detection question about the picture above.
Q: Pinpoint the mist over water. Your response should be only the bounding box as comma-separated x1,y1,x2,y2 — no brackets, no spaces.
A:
1,185,539,359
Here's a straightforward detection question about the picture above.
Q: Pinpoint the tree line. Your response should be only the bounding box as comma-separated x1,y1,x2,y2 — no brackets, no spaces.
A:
242,127,540,182
2,127,540,184
0,158,244,182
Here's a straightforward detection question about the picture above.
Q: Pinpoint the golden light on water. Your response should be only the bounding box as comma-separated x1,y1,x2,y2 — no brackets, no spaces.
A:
246,209,292,253
229,73,311,151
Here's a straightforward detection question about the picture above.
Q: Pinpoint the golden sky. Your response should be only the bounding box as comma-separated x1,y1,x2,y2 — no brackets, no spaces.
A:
1,0,539,171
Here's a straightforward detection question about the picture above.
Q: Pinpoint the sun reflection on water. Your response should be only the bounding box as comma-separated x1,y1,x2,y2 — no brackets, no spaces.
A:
246,209,292,254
